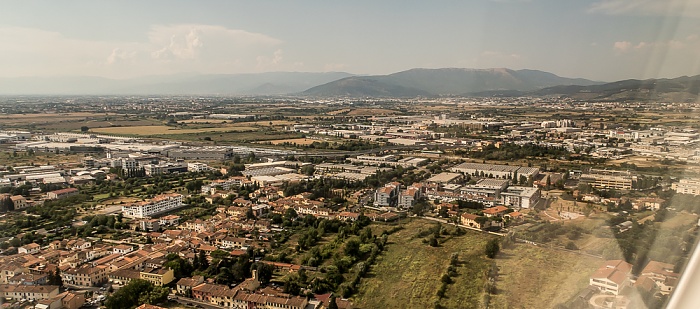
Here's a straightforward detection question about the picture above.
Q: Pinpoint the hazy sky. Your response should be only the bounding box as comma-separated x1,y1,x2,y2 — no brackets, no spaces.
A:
1,0,699,81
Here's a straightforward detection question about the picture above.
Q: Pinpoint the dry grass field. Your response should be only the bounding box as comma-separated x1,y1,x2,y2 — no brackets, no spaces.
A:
91,125,257,135
353,219,494,309
263,138,318,145
488,244,602,309
0,112,115,126
346,108,400,116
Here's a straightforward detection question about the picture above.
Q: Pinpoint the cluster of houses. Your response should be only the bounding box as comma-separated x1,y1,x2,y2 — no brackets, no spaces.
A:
1,213,353,309
577,259,680,307
174,274,351,309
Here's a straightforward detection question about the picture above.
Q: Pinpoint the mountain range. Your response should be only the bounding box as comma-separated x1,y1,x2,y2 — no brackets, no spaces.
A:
302,68,601,97
0,72,353,96
1,68,698,102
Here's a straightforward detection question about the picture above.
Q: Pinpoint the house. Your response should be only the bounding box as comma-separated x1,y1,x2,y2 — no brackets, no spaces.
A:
62,265,108,287
504,211,524,223
46,188,79,200
233,291,309,309
483,206,509,217
159,215,180,226
460,213,485,229
56,291,85,309
589,260,632,295
176,275,204,296
633,198,665,211
0,284,59,302
35,289,86,309
136,305,167,309
192,283,232,303
10,195,28,210
219,237,248,249
108,269,140,286
0,262,28,284
635,260,679,295
140,267,174,286
138,219,160,232
8,273,47,286
113,244,134,255
18,243,41,254
337,212,360,221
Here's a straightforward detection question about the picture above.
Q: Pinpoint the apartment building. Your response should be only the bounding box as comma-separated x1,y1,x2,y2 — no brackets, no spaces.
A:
501,186,540,209
121,193,184,218
398,187,419,209
589,260,632,295
672,178,700,196
140,268,175,286
373,182,401,207
580,169,635,190
62,265,108,287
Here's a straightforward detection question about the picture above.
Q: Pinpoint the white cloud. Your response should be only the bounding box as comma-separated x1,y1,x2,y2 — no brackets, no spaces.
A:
613,37,697,53
613,41,632,52
590,0,700,17
0,24,287,78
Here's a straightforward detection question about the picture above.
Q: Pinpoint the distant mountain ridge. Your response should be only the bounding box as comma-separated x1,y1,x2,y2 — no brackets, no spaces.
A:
473,75,700,102
0,72,354,95
302,68,601,97
5,68,696,101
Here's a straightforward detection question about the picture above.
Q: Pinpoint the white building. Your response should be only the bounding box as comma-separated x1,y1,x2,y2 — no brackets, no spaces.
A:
187,162,210,173
397,187,419,209
501,186,540,209
589,260,632,295
450,163,539,180
121,193,184,218
374,182,401,207
672,178,700,196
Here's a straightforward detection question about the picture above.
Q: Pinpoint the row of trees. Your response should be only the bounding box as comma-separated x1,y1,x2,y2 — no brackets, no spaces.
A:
461,142,571,161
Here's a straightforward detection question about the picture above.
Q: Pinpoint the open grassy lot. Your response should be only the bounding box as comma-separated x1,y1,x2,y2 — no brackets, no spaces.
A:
346,108,400,116
489,244,602,309
91,125,257,135
353,219,494,309
168,131,303,144
264,138,318,145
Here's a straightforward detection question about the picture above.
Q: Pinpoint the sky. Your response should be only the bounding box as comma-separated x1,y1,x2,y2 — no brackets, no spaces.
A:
1,0,699,82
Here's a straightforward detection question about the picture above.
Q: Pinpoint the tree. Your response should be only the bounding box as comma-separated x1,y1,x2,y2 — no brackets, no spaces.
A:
198,250,209,271
254,262,274,285
344,238,361,257
301,165,315,176
284,208,298,221
485,239,500,259
429,237,439,247
246,207,256,220
48,269,63,287
328,295,339,309
80,126,89,132
565,241,578,250
104,279,158,309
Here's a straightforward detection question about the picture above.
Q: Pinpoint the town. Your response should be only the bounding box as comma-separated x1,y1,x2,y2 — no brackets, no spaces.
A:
0,96,699,309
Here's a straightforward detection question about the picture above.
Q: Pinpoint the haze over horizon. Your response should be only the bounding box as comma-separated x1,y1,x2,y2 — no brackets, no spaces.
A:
2,0,700,82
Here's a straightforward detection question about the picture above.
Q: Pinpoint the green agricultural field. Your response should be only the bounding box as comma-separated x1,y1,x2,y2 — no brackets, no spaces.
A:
352,219,495,309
